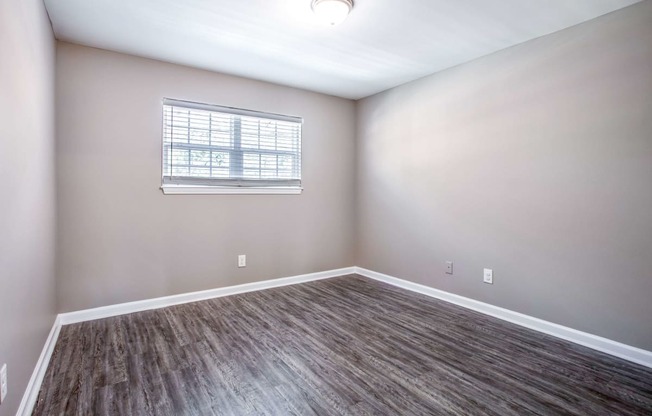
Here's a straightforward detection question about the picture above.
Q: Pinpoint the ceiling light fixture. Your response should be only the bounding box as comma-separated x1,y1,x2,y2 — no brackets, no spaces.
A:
311,0,354,26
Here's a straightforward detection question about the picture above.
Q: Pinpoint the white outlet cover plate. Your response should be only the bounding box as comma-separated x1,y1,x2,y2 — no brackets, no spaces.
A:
238,255,246,268
0,363,7,403
483,268,493,284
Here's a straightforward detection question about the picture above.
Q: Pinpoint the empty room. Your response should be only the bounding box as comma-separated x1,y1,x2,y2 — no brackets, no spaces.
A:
1,0,652,414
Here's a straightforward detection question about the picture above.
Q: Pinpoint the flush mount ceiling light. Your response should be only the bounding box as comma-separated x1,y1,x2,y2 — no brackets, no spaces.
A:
311,0,354,26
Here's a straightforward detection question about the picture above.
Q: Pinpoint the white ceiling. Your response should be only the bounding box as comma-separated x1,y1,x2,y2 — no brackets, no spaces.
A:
43,0,641,100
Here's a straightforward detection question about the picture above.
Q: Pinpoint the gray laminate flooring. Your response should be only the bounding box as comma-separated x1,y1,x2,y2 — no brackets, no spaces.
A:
34,275,652,415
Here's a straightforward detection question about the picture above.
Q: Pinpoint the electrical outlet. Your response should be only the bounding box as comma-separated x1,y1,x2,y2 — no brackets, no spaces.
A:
445,261,453,275
483,268,493,284
238,255,246,268
0,363,7,405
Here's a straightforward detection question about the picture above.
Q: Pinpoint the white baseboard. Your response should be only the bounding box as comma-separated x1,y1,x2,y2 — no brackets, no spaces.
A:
58,267,356,325
17,267,354,416
17,316,62,416
355,266,652,369
18,265,652,416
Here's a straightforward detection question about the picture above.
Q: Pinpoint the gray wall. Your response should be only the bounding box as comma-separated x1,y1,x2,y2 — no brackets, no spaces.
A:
0,0,57,414
355,1,652,350
56,43,356,312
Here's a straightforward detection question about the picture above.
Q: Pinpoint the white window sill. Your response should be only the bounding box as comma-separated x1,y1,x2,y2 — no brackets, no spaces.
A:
161,185,303,195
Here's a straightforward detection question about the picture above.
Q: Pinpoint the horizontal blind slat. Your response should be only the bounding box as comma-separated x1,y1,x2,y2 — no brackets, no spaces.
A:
163,98,303,124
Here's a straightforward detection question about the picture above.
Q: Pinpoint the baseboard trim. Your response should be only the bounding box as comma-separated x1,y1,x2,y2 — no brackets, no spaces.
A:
355,267,652,369
18,265,652,416
58,267,356,325
17,316,62,416
18,267,355,415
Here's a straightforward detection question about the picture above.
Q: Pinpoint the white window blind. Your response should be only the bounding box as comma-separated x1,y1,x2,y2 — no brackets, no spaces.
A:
162,98,302,188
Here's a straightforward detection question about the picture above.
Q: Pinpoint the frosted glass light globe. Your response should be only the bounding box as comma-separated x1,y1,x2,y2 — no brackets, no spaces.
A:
311,0,353,26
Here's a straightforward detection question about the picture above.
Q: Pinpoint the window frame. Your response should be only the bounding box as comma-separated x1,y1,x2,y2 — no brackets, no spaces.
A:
160,98,303,195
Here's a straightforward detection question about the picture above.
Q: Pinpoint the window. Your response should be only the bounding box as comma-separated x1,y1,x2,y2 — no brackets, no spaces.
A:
161,98,302,194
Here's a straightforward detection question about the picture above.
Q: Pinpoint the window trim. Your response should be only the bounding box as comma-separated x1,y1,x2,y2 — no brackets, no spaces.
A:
160,184,303,195
161,98,303,195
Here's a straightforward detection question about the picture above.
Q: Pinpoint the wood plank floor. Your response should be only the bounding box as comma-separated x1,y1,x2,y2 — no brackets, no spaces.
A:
34,275,652,415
